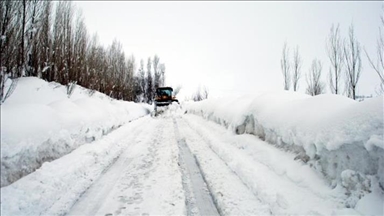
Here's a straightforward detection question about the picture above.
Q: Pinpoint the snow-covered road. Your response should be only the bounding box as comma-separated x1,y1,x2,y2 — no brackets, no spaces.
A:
69,116,185,216
2,78,382,216
2,111,367,215
65,112,346,216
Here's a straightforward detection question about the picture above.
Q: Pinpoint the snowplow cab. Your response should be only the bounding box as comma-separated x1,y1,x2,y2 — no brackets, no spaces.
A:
154,87,179,108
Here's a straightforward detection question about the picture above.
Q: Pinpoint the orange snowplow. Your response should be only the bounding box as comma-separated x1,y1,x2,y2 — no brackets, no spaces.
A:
154,87,179,111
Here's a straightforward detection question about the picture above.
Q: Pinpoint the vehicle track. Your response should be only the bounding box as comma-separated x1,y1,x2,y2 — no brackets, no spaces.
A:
173,118,220,216
65,112,341,216
175,117,272,215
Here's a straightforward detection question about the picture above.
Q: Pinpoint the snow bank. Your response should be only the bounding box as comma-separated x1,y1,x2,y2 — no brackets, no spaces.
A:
186,92,384,207
1,77,150,187
1,116,152,216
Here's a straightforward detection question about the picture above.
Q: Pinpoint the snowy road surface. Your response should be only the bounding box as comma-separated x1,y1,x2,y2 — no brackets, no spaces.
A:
3,112,353,216
66,113,345,216
2,78,382,216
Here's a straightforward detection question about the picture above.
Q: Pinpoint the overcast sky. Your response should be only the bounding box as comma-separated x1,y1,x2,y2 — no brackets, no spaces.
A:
74,1,382,100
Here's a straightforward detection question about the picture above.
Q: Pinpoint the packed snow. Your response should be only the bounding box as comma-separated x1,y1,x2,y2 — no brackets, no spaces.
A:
1,77,150,187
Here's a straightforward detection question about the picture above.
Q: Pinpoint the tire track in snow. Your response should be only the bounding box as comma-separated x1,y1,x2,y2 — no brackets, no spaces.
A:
176,117,271,215
173,118,220,216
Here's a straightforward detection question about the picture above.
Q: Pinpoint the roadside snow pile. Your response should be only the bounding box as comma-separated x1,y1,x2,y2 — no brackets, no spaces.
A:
1,116,152,216
1,77,150,187
186,91,384,208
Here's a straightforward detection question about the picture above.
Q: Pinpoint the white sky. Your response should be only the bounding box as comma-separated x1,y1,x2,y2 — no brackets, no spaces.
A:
74,1,383,100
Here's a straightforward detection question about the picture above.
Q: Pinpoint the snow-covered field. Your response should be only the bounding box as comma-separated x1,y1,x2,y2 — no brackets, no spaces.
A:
1,77,150,187
185,91,384,210
1,78,383,216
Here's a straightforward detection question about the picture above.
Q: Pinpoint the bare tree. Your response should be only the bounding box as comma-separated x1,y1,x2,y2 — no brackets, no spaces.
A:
365,8,384,94
138,59,146,98
26,0,45,77
327,23,344,95
193,85,209,101
1,0,20,100
344,24,362,100
202,86,209,99
281,41,291,90
306,59,325,96
63,1,74,85
146,57,153,103
159,63,165,86
16,0,27,77
72,9,88,86
85,33,99,90
106,39,126,99
153,54,160,88
125,54,136,100
52,1,70,84
1,0,19,74
95,44,108,93
38,0,52,80
292,45,302,91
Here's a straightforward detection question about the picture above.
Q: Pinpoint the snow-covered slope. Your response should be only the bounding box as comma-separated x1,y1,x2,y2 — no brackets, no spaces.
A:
1,77,150,187
186,91,384,208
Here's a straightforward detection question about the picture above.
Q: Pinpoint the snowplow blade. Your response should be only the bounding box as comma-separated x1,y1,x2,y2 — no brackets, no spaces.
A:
155,101,172,107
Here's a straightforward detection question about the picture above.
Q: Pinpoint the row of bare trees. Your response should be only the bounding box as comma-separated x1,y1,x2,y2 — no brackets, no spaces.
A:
192,85,209,101
281,42,304,92
325,24,364,100
0,0,165,103
281,12,383,99
134,56,166,103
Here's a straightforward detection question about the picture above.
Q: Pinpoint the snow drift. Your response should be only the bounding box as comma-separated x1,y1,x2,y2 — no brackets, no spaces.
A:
186,91,384,206
1,77,150,187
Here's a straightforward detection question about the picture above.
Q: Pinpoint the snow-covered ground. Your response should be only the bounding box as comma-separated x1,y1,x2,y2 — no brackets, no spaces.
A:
1,78,383,215
1,77,150,187
185,91,384,212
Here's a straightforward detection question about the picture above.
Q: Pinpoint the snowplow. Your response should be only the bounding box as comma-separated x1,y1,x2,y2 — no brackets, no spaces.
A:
154,87,179,115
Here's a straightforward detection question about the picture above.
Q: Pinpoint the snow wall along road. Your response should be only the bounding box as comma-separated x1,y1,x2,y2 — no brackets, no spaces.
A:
1,77,150,187
186,92,384,205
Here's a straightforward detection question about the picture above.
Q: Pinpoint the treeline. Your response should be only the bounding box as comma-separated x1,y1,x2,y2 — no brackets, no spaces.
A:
0,0,164,103
280,12,384,99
